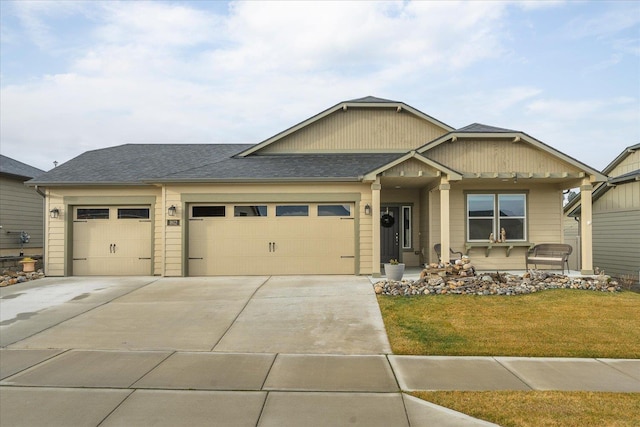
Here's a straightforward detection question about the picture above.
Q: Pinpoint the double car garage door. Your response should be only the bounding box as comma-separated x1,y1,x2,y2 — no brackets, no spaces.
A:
188,203,355,275
72,203,355,276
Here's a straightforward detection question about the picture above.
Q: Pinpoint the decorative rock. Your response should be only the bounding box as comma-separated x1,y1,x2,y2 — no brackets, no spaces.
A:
0,269,45,287
373,270,623,297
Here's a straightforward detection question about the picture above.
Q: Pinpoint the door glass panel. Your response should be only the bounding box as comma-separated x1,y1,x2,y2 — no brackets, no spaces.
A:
402,206,411,248
234,205,268,217
192,206,226,217
77,208,109,219
118,208,150,219
318,204,351,216
276,205,308,216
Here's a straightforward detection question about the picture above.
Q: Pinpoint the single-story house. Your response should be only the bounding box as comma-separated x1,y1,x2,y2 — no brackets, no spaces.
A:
565,143,640,278
0,155,45,257
28,96,606,277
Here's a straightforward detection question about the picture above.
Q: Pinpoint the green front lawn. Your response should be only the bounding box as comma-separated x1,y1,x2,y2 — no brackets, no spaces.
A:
377,289,640,358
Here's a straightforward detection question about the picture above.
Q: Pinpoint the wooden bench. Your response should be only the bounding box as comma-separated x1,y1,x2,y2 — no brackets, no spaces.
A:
525,244,572,274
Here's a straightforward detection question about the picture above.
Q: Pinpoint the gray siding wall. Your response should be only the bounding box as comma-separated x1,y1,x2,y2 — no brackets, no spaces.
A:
593,209,640,278
0,176,44,254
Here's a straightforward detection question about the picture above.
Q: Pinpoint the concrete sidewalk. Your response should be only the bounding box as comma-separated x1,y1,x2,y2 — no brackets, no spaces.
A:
2,349,639,426
1,276,639,426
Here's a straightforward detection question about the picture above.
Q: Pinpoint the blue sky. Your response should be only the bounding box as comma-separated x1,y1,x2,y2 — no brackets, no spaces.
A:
1,0,638,172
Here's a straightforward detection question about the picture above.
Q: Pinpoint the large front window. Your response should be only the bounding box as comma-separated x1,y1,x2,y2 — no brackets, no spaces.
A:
467,193,527,241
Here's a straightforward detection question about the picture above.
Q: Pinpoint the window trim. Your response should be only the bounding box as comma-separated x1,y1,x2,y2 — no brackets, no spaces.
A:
466,191,528,242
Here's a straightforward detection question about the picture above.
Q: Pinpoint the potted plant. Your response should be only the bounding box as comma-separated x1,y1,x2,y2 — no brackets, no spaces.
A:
384,258,405,281
19,257,37,273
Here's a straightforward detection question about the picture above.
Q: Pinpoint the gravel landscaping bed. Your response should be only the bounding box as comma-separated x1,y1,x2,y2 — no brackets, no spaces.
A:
1,270,46,287
374,270,622,296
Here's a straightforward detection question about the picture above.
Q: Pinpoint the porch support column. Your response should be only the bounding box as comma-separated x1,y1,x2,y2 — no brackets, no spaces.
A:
580,179,594,275
371,180,381,277
439,176,451,264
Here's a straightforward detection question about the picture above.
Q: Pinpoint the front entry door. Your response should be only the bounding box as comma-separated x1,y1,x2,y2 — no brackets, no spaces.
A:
380,207,400,264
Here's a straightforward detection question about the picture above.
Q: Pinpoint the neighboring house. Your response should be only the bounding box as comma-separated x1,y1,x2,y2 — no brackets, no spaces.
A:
0,155,45,256
565,143,640,278
28,97,606,277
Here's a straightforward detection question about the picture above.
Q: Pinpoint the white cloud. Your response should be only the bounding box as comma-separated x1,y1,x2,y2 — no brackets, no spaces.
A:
1,0,637,173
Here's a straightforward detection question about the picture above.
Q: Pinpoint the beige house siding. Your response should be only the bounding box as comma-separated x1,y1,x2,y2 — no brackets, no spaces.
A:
563,215,581,271
594,180,640,212
0,176,44,256
426,139,583,176
610,149,640,176
259,108,448,154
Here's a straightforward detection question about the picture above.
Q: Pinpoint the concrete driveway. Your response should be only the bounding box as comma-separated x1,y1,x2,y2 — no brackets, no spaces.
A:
2,275,391,353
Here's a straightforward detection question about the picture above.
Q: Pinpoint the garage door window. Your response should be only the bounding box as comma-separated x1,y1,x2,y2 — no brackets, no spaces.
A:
234,205,268,217
77,208,109,220
193,206,226,217
318,204,351,216
276,205,308,216
118,208,150,219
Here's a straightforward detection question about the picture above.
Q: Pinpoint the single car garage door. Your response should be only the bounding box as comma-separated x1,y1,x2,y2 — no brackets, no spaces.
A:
188,203,355,275
72,206,152,275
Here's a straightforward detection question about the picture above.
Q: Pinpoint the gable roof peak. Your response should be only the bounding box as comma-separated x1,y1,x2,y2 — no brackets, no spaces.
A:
457,123,519,133
345,96,400,104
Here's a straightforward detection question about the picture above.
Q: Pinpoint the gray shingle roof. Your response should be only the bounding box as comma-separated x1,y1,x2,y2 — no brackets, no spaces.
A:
457,123,519,133
28,144,403,184
0,155,45,179
158,153,403,181
28,144,252,185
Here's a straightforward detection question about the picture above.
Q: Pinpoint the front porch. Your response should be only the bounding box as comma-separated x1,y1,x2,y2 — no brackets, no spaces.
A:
365,141,606,277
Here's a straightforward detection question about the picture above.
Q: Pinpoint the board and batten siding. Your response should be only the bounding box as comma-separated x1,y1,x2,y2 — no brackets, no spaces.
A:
0,176,44,256
594,180,640,213
259,108,448,154
426,139,582,175
610,149,640,177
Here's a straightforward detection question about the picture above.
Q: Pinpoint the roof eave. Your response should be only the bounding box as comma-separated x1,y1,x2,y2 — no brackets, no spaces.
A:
26,181,151,187
602,143,640,175
145,177,363,184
